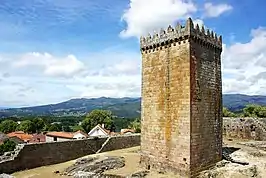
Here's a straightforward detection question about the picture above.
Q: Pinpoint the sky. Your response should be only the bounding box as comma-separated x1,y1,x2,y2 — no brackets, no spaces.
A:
0,0,266,107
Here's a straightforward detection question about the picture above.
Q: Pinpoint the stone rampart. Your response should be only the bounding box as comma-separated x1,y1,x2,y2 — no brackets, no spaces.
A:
0,134,140,174
223,117,266,141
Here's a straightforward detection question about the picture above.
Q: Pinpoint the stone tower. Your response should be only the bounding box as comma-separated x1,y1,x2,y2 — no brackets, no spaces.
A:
139,18,223,177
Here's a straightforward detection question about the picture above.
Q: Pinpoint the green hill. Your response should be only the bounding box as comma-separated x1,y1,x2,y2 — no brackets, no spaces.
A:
1,94,266,118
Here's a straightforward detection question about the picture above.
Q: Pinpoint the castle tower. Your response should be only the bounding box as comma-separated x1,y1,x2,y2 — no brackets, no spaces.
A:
139,18,223,177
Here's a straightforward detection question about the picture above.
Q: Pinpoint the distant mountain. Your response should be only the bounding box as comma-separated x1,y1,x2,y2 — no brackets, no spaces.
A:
0,97,141,118
223,94,266,112
1,94,266,118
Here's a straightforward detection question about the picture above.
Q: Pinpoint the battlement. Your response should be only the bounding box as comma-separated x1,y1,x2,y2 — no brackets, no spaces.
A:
140,17,222,51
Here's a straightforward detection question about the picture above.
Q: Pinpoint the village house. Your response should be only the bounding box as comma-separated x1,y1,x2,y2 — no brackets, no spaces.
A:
45,130,89,142
88,124,133,137
29,133,46,143
8,136,24,144
7,131,33,143
88,124,111,137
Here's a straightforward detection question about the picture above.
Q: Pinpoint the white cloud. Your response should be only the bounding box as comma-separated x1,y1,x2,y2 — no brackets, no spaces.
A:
67,57,141,99
101,59,140,76
222,27,266,95
2,26,266,107
43,55,87,78
0,51,141,107
11,52,87,78
0,76,77,107
120,0,197,38
66,75,140,99
193,19,204,28
204,3,233,18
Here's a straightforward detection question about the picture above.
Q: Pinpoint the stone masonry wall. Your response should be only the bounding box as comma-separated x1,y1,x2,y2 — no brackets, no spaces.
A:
141,38,191,176
0,134,140,174
223,117,266,141
189,36,223,174
140,18,223,177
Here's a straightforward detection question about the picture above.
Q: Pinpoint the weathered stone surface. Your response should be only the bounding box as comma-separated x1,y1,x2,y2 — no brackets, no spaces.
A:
140,17,223,177
198,164,260,178
223,117,266,141
197,140,266,178
63,156,125,178
0,173,15,178
129,170,149,178
0,134,140,174
8,141,266,178
238,141,266,151
0,144,24,163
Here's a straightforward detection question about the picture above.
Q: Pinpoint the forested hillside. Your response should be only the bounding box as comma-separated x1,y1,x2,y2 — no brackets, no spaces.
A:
1,94,266,118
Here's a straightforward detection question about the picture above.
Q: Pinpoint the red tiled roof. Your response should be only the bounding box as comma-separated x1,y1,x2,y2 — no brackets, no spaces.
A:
46,132,74,139
14,131,24,134
110,132,121,136
29,133,46,143
121,129,135,134
74,130,89,137
9,136,24,144
7,131,33,142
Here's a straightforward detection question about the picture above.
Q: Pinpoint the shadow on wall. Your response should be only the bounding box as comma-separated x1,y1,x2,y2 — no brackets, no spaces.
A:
0,134,140,174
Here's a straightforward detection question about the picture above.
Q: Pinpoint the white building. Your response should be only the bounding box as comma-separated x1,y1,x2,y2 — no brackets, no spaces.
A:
88,124,110,137
46,131,88,142
73,131,88,139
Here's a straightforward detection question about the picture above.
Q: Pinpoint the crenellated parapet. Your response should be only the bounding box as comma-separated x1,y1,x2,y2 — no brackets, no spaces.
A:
140,17,222,52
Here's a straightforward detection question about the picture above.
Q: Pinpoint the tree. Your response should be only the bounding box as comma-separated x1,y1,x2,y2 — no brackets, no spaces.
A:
81,109,115,133
62,125,72,132
256,106,266,118
128,118,141,133
17,120,36,133
243,104,266,118
72,125,85,132
48,124,61,131
42,124,51,131
0,139,17,155
223,107,237,117
32,118,45,133
113,117,135,132
0,120,18,133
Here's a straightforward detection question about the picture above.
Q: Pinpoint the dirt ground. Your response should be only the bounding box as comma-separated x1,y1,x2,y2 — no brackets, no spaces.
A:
12,147,141,178
12,139,266,178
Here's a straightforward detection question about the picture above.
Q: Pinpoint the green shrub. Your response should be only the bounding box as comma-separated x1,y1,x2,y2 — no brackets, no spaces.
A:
0,139,17,155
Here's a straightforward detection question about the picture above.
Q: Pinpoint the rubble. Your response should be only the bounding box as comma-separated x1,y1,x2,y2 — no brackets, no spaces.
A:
197,141,266,178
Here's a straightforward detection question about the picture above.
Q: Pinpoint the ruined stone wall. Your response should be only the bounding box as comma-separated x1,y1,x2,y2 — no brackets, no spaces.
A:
0,134,140,174
190,35,223,174
223,117,266,141
140,18,223,177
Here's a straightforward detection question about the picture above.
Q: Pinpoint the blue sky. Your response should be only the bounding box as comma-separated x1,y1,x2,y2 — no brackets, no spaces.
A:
0,0,266,107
